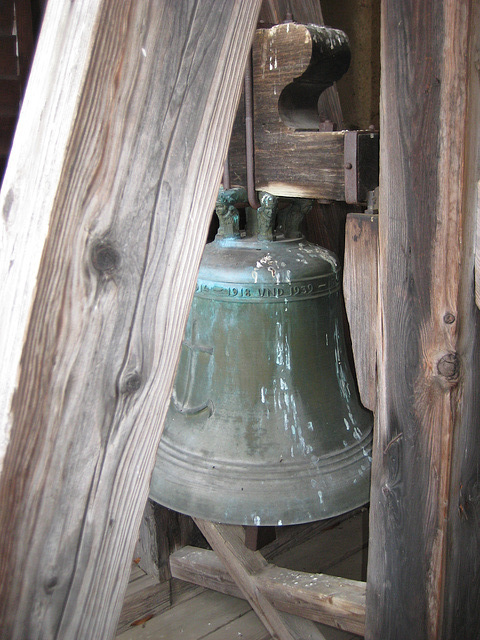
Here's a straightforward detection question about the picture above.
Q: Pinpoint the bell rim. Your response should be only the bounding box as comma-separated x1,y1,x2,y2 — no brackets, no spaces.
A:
150,432,372,526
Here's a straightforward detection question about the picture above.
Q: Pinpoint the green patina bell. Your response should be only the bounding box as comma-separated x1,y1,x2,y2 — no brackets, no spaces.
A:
150,188,372,526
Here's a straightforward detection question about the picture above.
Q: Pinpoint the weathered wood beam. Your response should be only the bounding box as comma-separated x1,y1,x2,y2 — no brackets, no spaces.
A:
134,501,201,583
475,179,480,309
442,2,480,636
170,544,366,636
252,23,349,201
0,1,261,638
343,212,378,411
366,1,480,638
258,0,343,128
194,519,328,640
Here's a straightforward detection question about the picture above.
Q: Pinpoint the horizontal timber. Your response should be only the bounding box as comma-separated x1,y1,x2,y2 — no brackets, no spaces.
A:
170,545,366,637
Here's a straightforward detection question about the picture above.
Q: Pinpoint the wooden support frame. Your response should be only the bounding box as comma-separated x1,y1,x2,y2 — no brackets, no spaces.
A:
0,1,261,638
131,501,368,635
170,544,366,636
251,25,379,202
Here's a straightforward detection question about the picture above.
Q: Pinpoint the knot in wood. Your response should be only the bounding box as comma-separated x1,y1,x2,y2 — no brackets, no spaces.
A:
44,575,58,594
91,240,120,274
437,352,460,381
122,372,142,395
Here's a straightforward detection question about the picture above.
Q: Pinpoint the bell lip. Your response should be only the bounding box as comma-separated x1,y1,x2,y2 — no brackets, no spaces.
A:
149,470,372,527
149,493,371,527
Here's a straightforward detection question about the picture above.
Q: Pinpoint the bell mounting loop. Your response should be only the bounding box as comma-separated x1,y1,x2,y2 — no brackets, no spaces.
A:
277,198,313,239
215,186,247,240
215,186,315,242
257,191,278,241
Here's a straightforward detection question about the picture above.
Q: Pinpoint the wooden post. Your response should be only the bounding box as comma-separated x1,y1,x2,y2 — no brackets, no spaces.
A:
343,212,378,411
366,1,480,639
134,502,200,583
0,1,261,638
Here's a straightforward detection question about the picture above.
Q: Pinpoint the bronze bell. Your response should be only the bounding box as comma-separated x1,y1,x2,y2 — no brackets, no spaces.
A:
150,188,373,526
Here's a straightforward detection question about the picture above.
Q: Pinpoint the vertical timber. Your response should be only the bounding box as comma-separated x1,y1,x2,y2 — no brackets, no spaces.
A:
366,1,480,639
0,1,261,638
343,213,378,412
442,0,480,636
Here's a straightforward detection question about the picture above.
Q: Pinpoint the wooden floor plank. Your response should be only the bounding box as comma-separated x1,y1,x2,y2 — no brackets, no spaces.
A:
201,610,270,640
318,626,360,640
129,564,148,583
117,572,170,636
118,589,252,640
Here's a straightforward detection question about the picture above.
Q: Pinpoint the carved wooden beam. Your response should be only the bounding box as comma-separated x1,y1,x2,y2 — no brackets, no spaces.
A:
250,22,378,203
253,22,349,201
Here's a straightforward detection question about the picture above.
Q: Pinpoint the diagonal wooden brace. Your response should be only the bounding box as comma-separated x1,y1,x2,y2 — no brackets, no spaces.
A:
194,518,329,640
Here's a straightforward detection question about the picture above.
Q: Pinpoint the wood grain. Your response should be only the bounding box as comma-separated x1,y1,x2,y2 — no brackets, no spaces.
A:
252,23,348,200
258,0,343,128
366,1,480,638
343,213,378,411
475,179,480,310
118,588,253,640
170,545,366,636
134,501,201,583
0,1,261,638
442,1,480,637
117,570,171,635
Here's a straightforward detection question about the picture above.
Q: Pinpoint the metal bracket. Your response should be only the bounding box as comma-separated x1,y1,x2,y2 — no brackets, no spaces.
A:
344,130,380,204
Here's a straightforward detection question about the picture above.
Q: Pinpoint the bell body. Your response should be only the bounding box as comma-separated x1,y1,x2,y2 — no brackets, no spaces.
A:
150,233,372,526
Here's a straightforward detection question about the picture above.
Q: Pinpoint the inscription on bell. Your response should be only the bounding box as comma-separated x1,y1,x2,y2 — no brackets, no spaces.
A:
195,277,338,301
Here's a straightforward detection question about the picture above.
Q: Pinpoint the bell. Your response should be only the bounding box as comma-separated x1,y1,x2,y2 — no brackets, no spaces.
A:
150,188,372,526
